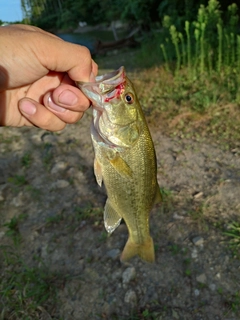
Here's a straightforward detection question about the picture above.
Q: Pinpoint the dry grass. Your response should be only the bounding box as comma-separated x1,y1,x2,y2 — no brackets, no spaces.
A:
131,66,240,148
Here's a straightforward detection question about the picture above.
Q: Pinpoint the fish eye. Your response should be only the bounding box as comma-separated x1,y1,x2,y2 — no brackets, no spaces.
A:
125,93,134,104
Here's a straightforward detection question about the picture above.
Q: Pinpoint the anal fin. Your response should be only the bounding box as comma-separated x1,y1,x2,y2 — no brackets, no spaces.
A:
104,199,122,234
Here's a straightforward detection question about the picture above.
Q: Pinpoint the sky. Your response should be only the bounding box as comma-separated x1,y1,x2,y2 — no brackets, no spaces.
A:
0,0,23,22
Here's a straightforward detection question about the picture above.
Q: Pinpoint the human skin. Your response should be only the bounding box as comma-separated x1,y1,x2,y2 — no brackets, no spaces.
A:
0,24,98,131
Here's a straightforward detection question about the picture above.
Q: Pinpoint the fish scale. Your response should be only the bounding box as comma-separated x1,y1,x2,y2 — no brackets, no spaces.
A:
76,66,161,262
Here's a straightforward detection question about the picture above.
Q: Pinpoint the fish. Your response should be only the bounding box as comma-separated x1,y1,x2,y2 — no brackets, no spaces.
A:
76,66,161,262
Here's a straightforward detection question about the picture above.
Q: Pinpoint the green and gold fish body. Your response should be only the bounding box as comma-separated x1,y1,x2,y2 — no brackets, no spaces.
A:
77,67,161,262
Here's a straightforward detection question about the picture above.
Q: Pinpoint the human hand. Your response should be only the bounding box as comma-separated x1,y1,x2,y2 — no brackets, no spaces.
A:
0,24,98,131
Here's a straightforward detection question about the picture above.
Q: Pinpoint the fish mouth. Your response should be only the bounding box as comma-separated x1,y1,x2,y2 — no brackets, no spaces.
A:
76,66,125,93
76,66,128,127
76,67,136,148
76,66,126,107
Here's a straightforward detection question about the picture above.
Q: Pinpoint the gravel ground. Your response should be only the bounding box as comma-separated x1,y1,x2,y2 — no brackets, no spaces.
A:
0,69,240,319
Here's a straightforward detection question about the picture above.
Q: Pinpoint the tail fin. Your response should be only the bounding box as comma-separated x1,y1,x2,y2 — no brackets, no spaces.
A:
120,236,155,263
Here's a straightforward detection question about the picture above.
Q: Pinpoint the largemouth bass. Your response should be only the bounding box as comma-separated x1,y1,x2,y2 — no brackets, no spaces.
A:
76,67,161,262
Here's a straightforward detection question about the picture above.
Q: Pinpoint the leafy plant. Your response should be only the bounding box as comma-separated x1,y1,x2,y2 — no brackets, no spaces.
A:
159,0,240,110
224,222,240,254
21,152,32,168
3,214,27,245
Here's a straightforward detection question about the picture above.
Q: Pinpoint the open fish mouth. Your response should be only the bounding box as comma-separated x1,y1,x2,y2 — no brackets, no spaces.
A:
76,66,126,108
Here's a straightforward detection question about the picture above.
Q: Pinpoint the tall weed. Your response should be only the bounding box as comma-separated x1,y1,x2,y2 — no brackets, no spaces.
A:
159,0,240,111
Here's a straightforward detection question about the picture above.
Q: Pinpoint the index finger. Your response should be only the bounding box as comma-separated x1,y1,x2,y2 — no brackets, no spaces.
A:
31,31,98,82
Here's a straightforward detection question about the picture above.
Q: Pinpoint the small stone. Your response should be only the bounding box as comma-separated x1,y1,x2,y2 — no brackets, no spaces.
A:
172,309,180,319
216,272,221,279
42,133,57,144
53,179,69,189
111,270,122,281
12,192,24,207
106,249,120,260
51,161,68,174
192,236,204,246
194,289,200,296
124,289,137,305
122,267,136,285
196,273,207,284
194,192,203,199
173,213,184,220
29,231,39,241
209,283,216,291
191,247,198,259
31,132,43,145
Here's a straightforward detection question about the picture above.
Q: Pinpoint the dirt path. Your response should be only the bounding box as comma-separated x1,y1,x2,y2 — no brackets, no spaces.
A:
0,100,240,319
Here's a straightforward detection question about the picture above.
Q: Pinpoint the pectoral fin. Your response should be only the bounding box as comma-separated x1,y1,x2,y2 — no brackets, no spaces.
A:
104,199,122,234
94,158,103,187
109,156,133,179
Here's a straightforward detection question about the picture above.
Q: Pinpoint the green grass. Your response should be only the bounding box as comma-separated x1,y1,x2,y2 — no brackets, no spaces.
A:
0,252,62,319
133,66,240,147
7,175,28,187
3,214,27,246
158,187,174,213
224,222,240,257
40,203,102,233
0,203,105,318
21,152,32,168
223,291,240,315
0,214,66,319
130,0,240,147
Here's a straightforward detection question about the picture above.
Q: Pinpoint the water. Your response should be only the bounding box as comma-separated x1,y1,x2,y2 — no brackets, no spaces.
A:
57,30,128,54
57,33,96,53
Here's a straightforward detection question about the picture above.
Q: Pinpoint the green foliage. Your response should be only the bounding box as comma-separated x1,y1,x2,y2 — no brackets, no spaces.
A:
1,212,63,318
21,152,32,168
169,244,181,255
22,0,161,30
156,0,240,113
0,252,60,319
3,214,27,246
224,222,240,253
8,175,27,187
161,0,240,73
22,0,209,31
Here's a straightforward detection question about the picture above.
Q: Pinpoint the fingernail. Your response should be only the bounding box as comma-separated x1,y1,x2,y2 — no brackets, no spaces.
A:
48,95,66,112
19,100,36,115
58,90,78,106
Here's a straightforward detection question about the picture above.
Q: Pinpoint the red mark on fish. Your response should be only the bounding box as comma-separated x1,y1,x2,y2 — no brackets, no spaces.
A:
104,83,125,102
